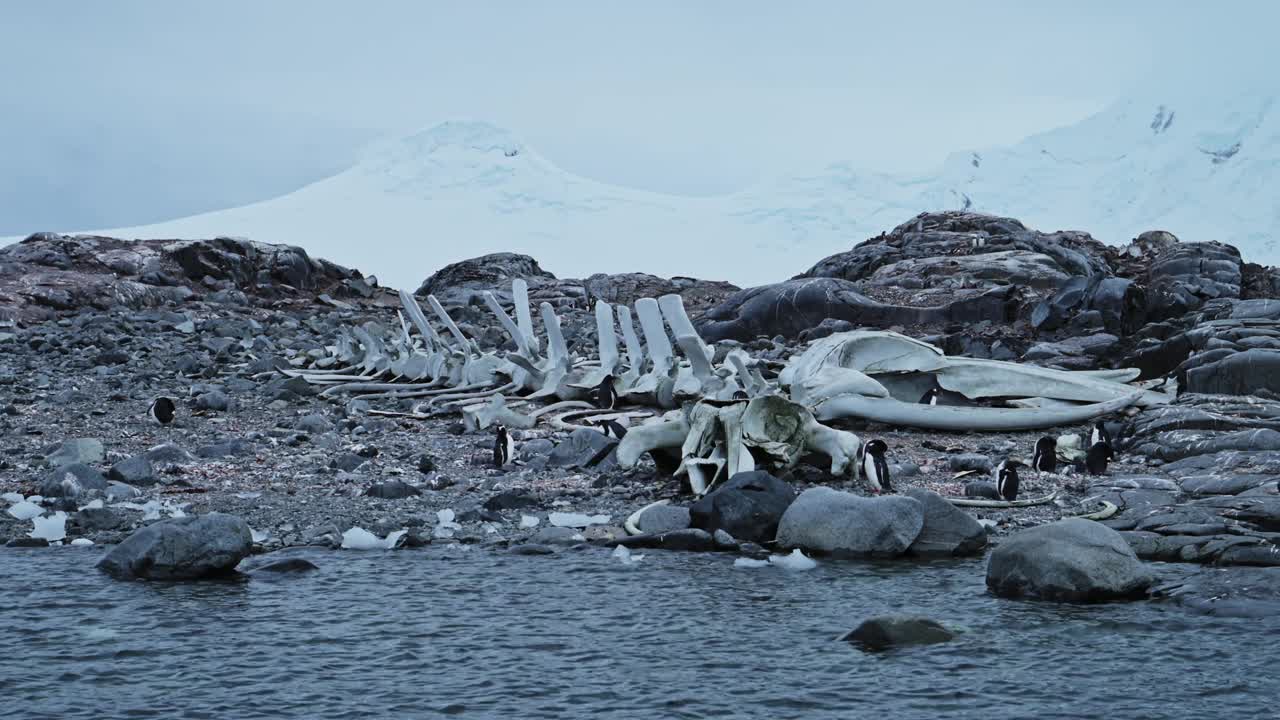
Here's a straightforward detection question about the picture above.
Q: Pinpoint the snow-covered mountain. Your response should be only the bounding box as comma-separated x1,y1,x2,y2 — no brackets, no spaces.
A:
73,91,1280,291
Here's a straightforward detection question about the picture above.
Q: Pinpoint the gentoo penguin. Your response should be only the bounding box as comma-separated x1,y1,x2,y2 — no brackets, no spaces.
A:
1085,442,1114,476
995,460,1022,502
595,374,618,410
492,424,515,468
594,418,628,439
1090,421,1112,448
918,387,940,406
147,397,176,425
1031,436,1057,473
858,439,892,494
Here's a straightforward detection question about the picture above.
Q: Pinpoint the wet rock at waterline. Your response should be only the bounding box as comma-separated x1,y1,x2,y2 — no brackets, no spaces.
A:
985,518,1154,602
688,471,796,544
775,487,924,557
903,488,987,556
96,513,254,581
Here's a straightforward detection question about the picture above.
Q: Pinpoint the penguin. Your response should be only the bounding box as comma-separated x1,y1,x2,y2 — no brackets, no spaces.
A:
996,460,1022,502
1090,421,1112,448
148,397,176,425
595,374,618,410
594,418,628,439
1031,436,1057,473
492,424,514,468
858,439,892,494
918,387,940,406
1085,442,1114,476
731,390,749,401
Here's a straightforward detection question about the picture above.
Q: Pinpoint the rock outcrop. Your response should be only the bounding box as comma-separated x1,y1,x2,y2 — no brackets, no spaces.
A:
687,471,796,544
775,487,923,556
96,513,254,580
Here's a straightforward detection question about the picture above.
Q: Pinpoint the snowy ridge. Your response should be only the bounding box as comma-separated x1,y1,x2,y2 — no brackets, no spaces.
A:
72,94,1280,290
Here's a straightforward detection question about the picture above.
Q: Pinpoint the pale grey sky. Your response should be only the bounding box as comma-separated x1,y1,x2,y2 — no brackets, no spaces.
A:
1,0,1273,234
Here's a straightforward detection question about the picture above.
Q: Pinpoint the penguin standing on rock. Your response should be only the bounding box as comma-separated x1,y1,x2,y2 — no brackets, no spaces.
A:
858,439,892,494
1031,436,1057,473
996,459,1022,501
148,397,176,426
492,424,515,468
918,387,940,406
1085,442,1114,476
595,374,618,410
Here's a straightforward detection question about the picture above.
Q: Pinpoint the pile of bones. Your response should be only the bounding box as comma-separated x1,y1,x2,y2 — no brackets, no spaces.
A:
282,280,1170,498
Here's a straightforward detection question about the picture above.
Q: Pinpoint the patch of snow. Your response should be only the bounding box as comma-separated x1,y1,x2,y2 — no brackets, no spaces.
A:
31,512,68,542
611,545,645,566
8,500,43,521
768,549,818,571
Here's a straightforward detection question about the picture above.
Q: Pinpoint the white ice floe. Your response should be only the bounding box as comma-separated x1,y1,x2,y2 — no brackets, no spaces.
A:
519,514,540,529
31,512,68,542
70,538,94,547
549,512,610,528
1,492,24,504
611,545,645,566
768,549,818,571
8,500,43,521
733,557,771,569
340,527,406,550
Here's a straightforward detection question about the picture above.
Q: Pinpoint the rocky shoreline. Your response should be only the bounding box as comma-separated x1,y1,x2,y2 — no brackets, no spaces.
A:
2,212,1279,612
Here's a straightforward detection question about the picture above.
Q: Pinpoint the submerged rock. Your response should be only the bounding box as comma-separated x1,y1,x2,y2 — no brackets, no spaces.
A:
986,518,1154,602
840,616,955,651
96,513,253,581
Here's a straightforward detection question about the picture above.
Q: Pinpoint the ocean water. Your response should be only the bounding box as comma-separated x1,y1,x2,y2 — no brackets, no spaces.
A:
3,546,1275,720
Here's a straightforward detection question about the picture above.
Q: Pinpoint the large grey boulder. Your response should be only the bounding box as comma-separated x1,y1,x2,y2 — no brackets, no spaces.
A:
546,427,617,470
985,518,1154,602
903,488,987,556
775,487,924,556
96,513,253,581
688,471,795,544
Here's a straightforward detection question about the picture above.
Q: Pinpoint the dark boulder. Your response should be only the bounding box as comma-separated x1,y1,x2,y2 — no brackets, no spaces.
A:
415,253,554,300
364,481,421,500
688,471,796,544
903,488,987,556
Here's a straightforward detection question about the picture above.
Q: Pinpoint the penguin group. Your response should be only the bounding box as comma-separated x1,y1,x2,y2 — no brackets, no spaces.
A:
147,397,176,426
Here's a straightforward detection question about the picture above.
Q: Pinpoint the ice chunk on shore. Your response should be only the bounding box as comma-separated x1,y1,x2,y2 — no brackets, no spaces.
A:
2,492,24,504
8,500,43,521
31,512,67,542
250,528,269,543
612,545,645,565
70,538,93,547
768,549,817,571
519,515,540,529
733,557,771,569
79,499,104,511
340,527,405,550
550,512,610,528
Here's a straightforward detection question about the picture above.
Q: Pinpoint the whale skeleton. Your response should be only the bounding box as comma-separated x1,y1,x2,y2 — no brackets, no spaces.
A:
284,279,1168,493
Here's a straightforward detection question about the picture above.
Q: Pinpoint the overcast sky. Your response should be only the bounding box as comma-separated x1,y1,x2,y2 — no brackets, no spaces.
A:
1,1,1273,235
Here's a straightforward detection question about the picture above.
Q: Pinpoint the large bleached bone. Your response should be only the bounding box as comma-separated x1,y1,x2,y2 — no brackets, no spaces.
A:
634,298,673,373
398,289,445,350
596,301,620,375
540,302,571,371
428,295,475,356
617,411,690,468
484,291,534,357
658,294,713,367
814,391,1142,431
513,279,539,356
617,305,645,386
